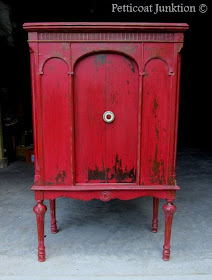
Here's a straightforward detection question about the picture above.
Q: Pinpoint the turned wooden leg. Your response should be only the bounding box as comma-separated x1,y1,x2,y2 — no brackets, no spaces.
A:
49,199,57,233
33,200,47,262
152,197,159,233
162,200,176,261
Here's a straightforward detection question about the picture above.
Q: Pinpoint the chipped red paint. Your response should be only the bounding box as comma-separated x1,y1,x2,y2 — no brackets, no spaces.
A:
23,22,188,262
152,197,159,233
49,199,57,233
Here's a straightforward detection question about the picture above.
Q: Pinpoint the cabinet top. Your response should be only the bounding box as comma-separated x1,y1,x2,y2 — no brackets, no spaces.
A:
23,22,189,32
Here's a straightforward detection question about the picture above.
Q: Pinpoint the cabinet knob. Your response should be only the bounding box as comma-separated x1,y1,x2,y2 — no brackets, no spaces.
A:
103,111,115,123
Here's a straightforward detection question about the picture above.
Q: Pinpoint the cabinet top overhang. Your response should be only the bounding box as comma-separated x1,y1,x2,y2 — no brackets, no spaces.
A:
23,22,189,33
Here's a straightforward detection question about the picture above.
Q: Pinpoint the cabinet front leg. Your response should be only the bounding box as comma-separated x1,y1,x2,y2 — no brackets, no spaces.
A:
162,200,176,261
50,199,57,233
152,197,159,233
33,200,47,262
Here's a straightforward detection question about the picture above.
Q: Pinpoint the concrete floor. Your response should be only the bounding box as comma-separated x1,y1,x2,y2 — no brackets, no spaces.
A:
0,149,212,280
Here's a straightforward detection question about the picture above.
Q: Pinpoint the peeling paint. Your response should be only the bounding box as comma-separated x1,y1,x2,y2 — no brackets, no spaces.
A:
168,175,175,185
168,166,176,185
55,170,66,184
149,144,165,184
88,165,109,181
111,93,118,104
94,54,106,68
123,56,135,73
155,122,159,140
152,144,160,176
88,155,136,183
152,95,159,118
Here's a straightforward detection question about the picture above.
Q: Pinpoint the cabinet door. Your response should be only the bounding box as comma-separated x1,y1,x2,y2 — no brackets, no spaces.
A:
74,53,139,183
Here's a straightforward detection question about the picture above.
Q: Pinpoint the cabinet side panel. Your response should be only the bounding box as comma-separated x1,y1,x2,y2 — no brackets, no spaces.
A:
29,44,42,184
140,59,171,185
29,41,45,185
41,58,72,185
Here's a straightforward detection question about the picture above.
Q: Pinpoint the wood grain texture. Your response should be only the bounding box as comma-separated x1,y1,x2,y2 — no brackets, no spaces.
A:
41,58,72,185
74,53,139,183
140,58,171,185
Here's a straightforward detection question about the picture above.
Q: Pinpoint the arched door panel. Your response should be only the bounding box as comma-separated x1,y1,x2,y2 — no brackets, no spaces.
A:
74,53,139,183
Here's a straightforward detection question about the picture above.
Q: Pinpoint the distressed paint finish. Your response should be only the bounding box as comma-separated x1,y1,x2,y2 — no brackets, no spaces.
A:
140,57,172,185
74,53,139,183
49,199,57,233
41,58,72,185
152,198,159,232
71,43,142,69
23,22,188,262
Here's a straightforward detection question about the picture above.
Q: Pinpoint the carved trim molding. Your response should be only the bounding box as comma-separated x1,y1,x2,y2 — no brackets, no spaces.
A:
29,32,183,42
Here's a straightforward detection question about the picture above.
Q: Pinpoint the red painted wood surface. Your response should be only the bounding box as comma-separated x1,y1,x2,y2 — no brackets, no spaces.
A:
140,47,172,185
152,197,159,232
74,53,139,183
49,199,57,233
33,200,47,262
162,202,177,260
41,58,72,185
23,22,188,261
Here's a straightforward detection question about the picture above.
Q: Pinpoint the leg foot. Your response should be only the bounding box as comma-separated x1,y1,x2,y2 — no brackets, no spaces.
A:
152,197,159,233
33,200,47,262
162,201,176,261
50,199,57,233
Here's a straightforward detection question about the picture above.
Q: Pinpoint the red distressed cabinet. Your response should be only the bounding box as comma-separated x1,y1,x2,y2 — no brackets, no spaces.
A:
23,22,188,261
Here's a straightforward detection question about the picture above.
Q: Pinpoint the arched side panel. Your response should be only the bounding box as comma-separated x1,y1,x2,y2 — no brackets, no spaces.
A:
38,43,71,74
143,43,174,72
140,59,172,185
41,58,73,185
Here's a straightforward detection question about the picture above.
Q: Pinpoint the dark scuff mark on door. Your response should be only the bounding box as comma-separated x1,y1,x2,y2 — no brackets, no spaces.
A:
94,54,106,69
111,92,118,104
88,155,136,183
152,95,158,118
155,122,159,140
123,56,135,73
88,165,109,182
55,170,66,184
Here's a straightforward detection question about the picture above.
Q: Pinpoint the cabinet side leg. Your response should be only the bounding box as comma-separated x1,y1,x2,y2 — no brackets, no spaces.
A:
50,199,57,233
152,197,159,233
162,201,176,261
33,200,47,262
